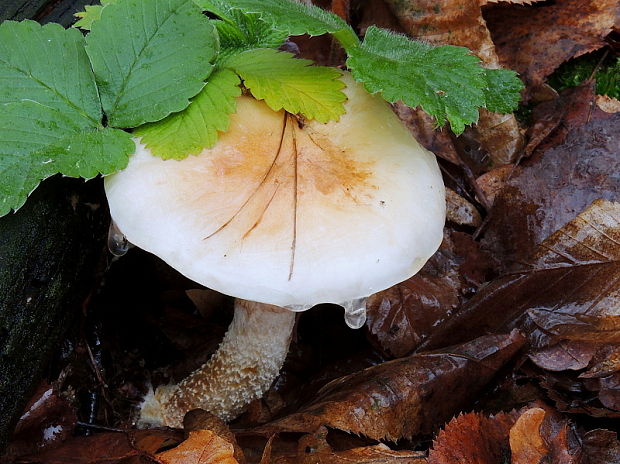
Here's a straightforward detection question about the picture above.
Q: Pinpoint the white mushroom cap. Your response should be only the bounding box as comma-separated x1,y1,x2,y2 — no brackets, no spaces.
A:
105,74,445,308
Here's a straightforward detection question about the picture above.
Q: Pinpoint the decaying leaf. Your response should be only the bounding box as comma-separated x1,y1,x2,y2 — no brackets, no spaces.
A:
485,0,618,95
16,429,182,464
509,408,549,463
582,429,620,464
597,95,620,113
366,231,494,357
384,0,524,165
254,331,524,441
157,430,238,464
421,199,620,353
427,411,518,464
183,409,246,464
484,110,619,265
445,188,482,227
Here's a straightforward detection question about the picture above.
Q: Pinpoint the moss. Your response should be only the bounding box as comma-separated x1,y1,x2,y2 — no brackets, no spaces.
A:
548,51,619,99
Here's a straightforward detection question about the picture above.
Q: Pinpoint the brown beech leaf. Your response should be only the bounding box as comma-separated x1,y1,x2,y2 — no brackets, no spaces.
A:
581,345,620,378
421,199,620,352
509,408,549,463
482,103,619,265
597,95,620,114
484,0,619,94
17,429,182,464
384,0,524,165
582,429,620,464
260,429,425,464
254,331,525,441
157,430,238,464
427,411,518,464
183,410,246,464
528,341,599,372
445,189,482,227
366,231,494,357
5,384,77,460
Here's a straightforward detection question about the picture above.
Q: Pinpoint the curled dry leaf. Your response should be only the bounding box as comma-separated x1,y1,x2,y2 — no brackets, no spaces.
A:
384,0,524,165
509,408,549,463
597,95,620,113
253,331,525,441
366,231,494,357
183,409,246,464
157,430,238,464
485,0,619,95
427,411,518,464
475,165,513,206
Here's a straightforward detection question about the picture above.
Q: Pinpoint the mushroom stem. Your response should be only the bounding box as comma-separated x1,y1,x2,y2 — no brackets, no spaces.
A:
138,299,296,427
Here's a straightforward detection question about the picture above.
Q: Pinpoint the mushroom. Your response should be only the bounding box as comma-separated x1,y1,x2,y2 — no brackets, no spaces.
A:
104,73,445,427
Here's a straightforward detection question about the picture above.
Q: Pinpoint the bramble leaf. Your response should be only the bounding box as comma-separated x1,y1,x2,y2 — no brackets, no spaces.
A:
483,69,524,114
206,0,359,49
214,9,288,64
73,0,117,31
225,48,346,122
0,101,133,216
0,21,101,125
85,0,218,128
135,69,242,159
347,27,486,134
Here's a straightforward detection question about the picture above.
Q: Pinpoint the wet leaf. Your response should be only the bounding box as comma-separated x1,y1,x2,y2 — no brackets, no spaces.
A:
183,410,246,464
254,331,524,441
157,430,238,464
529,341,598,372
509,408,549,463
366,231,494,357
383,0,524,164
427,411,518,464
421,199,620,354
582,429,620,464
485,0,618,95
17,429,182,464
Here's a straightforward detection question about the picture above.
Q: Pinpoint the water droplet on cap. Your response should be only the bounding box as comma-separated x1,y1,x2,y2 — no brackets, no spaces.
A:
107,221,130,256
342,297,367,329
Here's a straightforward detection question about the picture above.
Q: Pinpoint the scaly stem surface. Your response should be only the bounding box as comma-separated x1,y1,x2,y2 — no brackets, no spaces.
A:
139,299,295,427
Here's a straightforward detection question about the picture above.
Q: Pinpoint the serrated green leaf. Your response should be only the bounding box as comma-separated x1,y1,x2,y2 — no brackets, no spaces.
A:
73,0,118,31
135,69,241,159
225,48,346,123
201,0,359,50
347,27,486,134
215,9,288,63
0,101,134,216
85,0,218,128
0,21,102,126
483,69,523,113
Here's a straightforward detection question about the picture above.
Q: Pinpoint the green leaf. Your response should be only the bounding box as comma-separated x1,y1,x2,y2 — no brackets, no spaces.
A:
214,9,288,63
347,27,486,134
85,0,218,128
202,0,359,50
483,69,523,114
0,101,134,216
225,48,346,123
0,21,102,126
135,69,241,159
73,0,118,31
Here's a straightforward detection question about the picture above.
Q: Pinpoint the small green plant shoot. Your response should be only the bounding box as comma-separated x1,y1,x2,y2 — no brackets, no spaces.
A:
0,0,523,217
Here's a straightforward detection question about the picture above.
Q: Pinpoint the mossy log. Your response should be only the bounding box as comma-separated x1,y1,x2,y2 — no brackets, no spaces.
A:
0,1,104,451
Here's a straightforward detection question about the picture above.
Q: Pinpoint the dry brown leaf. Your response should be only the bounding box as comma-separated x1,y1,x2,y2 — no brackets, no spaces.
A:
597,95,620,113
384,0,524,165
481,0,544,4
421,199,620,353
445,188,482,227
427,411,518,464
157,430,238,464
366,231,494,357
485,0,619,95
582,429,620,464
253,331,525,441
183,410,246,464
509,408,548,463
475,165,512,206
